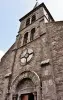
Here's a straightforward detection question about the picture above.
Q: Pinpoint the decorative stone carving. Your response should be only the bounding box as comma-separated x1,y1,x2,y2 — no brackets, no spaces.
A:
20,48,34,65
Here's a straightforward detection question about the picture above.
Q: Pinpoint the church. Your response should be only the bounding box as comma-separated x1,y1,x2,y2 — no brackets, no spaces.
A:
0,1,63,100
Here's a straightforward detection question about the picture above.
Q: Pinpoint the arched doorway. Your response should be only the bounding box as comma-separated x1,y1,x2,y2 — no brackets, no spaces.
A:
11,71,41,100
16,78,36,100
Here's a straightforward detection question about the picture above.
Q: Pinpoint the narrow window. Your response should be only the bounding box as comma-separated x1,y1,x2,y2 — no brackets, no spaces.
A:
31,15,36,23
12,94,18,100
26,18,30,26
30,28,35,41
23,32,28,45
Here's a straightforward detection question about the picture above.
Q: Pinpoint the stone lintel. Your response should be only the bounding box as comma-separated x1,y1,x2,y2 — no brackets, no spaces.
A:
41,59,50,66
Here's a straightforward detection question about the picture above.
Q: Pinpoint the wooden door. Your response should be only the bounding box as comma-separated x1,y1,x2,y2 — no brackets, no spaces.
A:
21,95,28,100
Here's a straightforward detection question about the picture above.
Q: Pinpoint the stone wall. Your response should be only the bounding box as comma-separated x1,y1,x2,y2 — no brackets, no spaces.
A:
46,21,63,100
0,4,63,100
0,44,15,100
10,20,57,100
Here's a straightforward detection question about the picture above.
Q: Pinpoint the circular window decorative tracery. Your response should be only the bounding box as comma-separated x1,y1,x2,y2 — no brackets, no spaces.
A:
21,48,34,65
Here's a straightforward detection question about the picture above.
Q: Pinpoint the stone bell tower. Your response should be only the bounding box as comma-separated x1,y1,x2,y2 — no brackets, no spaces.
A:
8,2,57,100
2,1,63,100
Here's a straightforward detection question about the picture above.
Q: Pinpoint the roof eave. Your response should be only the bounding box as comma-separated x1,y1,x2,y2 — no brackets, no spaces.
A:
19,3,54,22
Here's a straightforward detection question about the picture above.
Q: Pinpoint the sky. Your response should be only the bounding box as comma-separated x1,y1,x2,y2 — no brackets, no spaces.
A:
0,0,63,59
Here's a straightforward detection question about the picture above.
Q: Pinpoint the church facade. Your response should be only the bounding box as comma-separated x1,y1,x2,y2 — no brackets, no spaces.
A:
0,2,63,100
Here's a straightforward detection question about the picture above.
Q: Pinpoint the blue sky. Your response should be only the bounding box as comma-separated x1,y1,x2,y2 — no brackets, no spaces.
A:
0,0,63,58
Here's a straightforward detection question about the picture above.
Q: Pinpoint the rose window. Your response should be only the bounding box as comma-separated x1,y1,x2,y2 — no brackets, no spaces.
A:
21,48,34,65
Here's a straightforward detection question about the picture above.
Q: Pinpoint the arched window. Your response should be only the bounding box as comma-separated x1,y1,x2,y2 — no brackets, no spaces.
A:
30,28,35,41
31,15,36,23
23,32,28,45
26,18,30,26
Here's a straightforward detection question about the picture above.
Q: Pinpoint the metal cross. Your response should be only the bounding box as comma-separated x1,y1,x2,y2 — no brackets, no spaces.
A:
36,0,38,2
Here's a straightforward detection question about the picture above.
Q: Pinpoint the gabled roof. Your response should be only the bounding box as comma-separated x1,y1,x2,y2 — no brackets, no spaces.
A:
19,3,54,22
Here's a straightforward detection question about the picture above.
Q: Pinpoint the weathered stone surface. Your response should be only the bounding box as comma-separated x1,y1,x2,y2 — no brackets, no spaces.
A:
0,3,63,100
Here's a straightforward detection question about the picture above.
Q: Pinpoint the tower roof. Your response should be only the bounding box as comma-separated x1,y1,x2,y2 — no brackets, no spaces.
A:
19,3,54,22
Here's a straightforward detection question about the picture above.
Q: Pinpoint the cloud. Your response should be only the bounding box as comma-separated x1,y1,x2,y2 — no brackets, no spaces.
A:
0,50,4,61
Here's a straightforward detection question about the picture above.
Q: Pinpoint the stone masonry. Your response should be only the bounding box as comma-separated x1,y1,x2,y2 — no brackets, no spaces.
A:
0,2,63,100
